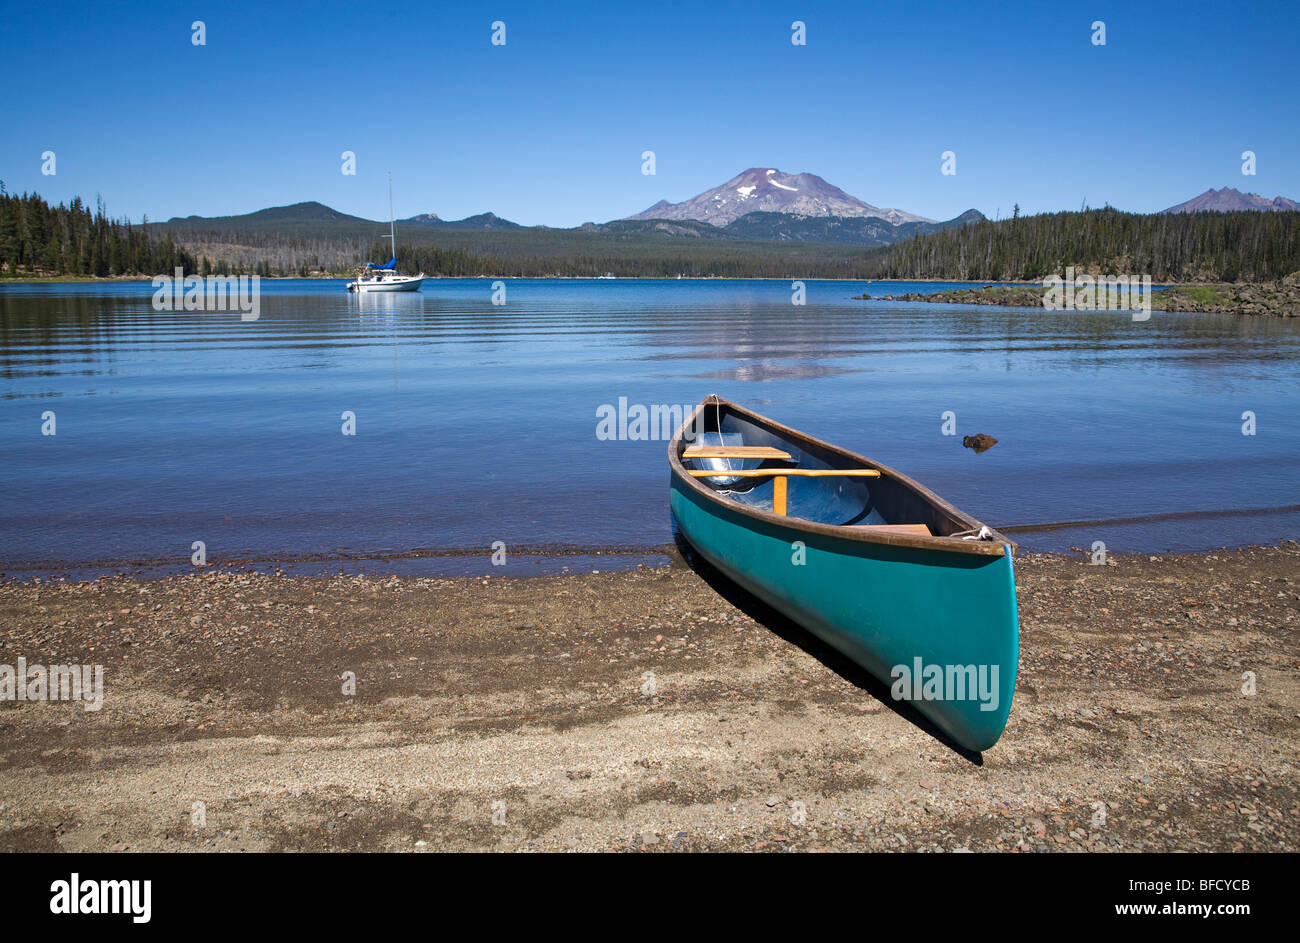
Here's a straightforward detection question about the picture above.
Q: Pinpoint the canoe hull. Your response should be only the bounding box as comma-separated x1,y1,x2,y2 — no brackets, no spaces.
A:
670,474,1019,752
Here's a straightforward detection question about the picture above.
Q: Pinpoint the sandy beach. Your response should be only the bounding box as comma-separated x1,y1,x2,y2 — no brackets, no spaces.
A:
0,545,1296,853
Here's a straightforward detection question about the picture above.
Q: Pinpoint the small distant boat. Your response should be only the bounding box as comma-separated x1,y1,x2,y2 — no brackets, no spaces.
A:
597,272,616,279
347,259,423,293
668,395,1019,752
347,173,424,293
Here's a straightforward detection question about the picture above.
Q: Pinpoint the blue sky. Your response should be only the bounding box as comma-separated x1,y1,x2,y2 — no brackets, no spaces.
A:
1,0,1297,226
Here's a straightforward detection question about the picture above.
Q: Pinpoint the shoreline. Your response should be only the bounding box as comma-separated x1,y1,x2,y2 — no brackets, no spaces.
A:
5,526,1299,584
3,273,1290,304
0,274,1045,285
0,274,1223,286
859,281,1300,317
1,545,1295,852
0,547,675,584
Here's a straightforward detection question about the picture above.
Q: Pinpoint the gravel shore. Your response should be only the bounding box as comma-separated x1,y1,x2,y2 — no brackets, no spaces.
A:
1,546,1296,852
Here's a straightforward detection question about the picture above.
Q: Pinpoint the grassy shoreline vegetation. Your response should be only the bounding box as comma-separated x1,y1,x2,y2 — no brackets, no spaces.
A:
3,184,1300,285
861,280,1300,317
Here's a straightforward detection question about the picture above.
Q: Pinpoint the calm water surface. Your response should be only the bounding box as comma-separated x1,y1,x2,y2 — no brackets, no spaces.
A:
1,278,1297,577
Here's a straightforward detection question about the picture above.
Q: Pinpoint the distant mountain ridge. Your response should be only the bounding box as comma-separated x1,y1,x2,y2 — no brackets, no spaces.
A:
627,167,933,226
165,202,522,231
17,183,1295,281
161,198,978,248
1162,187,1300,214
168,201,368,226
565,208,984,247
399,211,522,230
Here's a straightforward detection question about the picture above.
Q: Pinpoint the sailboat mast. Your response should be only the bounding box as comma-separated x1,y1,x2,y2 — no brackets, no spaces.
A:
387,172,395,265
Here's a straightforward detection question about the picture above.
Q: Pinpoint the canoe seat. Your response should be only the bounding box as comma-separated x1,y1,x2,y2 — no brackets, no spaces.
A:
851,523,933,537
683,445,793,460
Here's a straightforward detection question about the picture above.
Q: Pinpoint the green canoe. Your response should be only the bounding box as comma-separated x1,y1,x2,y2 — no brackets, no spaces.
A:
668,395,1019,752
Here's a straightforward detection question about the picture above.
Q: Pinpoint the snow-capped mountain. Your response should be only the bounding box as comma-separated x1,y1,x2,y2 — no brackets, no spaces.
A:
1162,187,1300,213
627,168,933,226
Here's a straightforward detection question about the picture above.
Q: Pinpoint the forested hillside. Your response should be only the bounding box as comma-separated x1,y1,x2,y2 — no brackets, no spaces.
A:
5,184,1298,282
874,207,1300,282
0,187,889,278
385,235,877,278
0,183,197,276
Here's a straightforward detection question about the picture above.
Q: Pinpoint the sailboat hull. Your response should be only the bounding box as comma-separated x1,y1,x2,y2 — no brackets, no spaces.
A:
347,276,423,293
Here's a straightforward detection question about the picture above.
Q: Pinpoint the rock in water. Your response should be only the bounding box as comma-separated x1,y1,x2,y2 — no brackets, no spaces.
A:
962,433,998,453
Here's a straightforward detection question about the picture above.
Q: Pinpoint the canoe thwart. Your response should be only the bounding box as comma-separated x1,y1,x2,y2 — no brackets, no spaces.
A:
852,523,933,537
683,445,793,460
687,469,881,478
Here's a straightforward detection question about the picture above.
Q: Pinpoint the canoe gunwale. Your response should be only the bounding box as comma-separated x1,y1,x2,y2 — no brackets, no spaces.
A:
668,395,1012,558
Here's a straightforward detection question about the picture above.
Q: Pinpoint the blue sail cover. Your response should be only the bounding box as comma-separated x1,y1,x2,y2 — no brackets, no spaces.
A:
367,257,396,270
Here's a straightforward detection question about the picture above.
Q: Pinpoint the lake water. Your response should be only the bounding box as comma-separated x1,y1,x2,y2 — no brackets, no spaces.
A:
2,278,1297,578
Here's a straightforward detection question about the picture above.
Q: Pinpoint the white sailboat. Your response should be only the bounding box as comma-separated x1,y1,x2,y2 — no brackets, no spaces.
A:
347,173,425,293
